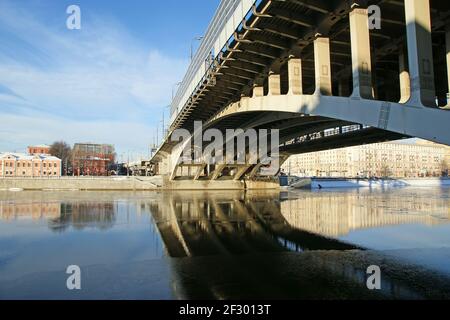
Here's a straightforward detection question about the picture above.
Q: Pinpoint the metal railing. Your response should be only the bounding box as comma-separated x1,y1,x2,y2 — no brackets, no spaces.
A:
170,0,259,119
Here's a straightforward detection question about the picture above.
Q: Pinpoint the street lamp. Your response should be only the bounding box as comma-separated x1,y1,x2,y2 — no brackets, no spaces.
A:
172,82,182,101
190,36,204,61
171,81,182,115
161,104,172,140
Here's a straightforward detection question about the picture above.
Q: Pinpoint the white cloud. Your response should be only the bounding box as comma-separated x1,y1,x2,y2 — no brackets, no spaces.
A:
0,112,156,161
0,0,188,156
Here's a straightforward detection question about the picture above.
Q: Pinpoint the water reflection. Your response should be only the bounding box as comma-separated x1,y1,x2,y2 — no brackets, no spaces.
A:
281,189,450,238
0,197,117,232
148,190,450,299
49,203,116,232
0,189,449,299
0,201,61,221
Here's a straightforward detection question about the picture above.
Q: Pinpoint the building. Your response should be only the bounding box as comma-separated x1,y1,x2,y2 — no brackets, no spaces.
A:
27,145,51,155
0,153,62,177
72,143,115,176
283,140,450,178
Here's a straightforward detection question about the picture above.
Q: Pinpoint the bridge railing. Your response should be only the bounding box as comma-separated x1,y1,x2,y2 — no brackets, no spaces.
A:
170,0,259,121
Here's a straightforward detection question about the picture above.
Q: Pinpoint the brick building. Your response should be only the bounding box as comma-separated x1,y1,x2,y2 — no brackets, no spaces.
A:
0,153,62,177
72,143,115,176
27,145,51,155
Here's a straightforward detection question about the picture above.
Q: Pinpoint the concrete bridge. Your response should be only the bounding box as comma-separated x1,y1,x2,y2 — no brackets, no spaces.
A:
151,0,450,187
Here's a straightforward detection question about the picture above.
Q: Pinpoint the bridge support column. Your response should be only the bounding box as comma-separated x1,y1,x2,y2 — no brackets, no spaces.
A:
234,165,251,181
247,163,263,180
194,164,207,180
253,83,264,97
349,7,373,99
314,37,332,96
287,56,302,95
404,0,436,108
399,45,411,103
268,71,281,96
211,164,226,180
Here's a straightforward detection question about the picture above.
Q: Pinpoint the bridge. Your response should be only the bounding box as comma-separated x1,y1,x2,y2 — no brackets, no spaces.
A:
151,0,450,188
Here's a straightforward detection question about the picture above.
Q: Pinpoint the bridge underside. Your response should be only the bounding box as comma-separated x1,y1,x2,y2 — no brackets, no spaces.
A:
153,0,450,184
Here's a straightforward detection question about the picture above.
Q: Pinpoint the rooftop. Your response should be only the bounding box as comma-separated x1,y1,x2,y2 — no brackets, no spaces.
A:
0,152,61,161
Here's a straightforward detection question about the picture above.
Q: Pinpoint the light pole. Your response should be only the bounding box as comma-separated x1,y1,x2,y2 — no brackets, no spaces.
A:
171,81,182,113
190,36,204,61
161,104,172,140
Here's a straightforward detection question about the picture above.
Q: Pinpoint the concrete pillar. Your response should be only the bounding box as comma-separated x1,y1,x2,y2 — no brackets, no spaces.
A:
211,164,226,180
194,164,207,180
252,84,264,97
233,165,251,181
287,56,303,95
349,7,373,99
268,71,281,96
399,45,411,103
314,37,332,96
248,163,263,179
404,0,436,107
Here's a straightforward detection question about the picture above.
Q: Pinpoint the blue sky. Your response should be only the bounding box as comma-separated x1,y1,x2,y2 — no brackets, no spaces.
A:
0,0,220,160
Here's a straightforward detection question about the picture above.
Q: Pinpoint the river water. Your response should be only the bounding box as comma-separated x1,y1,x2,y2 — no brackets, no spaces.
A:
0,187,449,300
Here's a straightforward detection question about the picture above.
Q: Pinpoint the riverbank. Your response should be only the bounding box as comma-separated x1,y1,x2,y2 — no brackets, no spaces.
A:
0,176,280,191
0,176,163,191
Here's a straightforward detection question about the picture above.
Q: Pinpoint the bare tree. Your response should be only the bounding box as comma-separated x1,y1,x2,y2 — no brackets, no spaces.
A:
49,141,72,175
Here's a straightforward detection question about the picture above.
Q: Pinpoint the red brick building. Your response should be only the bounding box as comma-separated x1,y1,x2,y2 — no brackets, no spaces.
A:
27,145,51,155
72,143,115,176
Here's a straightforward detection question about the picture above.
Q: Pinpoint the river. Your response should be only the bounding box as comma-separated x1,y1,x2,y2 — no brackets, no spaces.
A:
0,187,449,299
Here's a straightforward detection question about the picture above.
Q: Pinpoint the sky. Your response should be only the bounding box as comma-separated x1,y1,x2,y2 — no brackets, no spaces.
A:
0,0,220,161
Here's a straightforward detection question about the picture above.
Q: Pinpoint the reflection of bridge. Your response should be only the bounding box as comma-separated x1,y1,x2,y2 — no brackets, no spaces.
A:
151,0,450,188
148,191,450,299
149,190,450,257
149,191,362,258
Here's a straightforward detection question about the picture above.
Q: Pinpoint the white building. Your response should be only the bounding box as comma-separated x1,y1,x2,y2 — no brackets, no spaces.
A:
0,153,62,177
283,140,450,178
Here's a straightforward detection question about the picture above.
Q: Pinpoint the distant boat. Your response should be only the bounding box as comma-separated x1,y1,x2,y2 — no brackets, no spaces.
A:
8,188,24,192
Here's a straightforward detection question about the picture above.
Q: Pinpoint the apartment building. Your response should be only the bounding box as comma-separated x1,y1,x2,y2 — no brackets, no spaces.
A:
283,140,450,178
